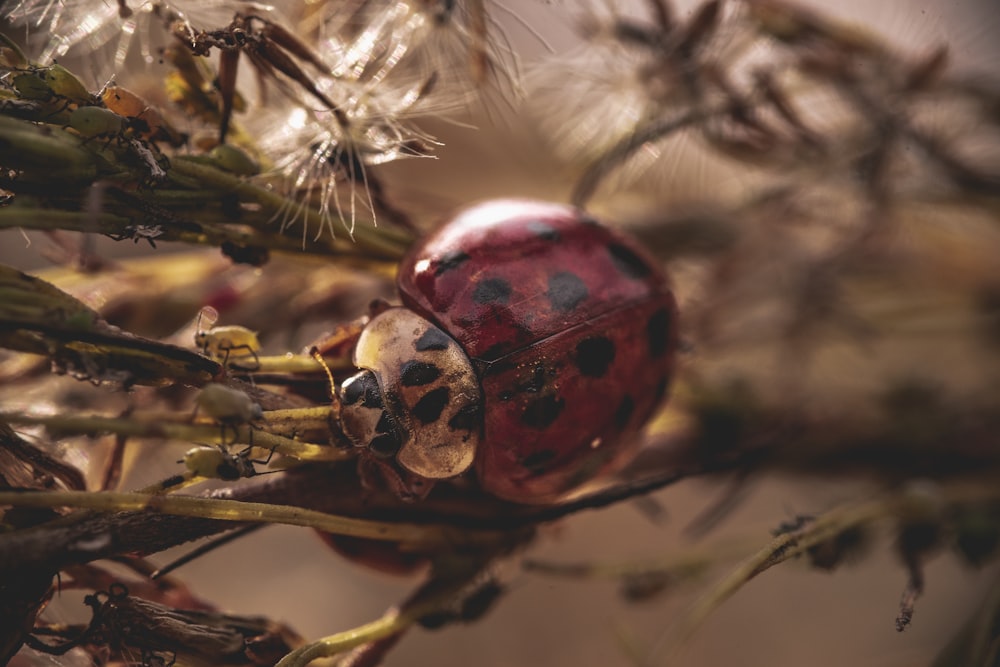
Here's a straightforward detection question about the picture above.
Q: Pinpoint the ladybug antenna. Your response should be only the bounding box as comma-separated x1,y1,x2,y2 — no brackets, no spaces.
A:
309,346,337,401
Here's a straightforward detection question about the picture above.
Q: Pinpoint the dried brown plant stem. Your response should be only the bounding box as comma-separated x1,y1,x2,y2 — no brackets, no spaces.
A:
0,431,728,584
649,480,1000,664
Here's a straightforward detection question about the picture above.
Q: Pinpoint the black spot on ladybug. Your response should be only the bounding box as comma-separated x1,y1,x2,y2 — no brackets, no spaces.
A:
400,360,442,387
412,386,450,424
448,402,481,432
547,271,588,312
526,220,561,241
653,375,669,403
342,371,382,408
521,394,565,429
647,307,672,358
369,433,401,458
521,448,557,473
575,337,616,378
473,277,512,305
499,390,514,401
414,327,451,352
516,364,547,393
615,395,635,429
608,242,652,280
434,250,470,275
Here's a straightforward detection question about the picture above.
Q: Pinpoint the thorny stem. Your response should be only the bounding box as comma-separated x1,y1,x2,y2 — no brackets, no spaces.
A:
0,117,414,260
0,205,388,259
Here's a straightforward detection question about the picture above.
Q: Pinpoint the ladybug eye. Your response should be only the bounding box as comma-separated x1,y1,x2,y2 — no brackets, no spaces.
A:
338,370,403,457
341,371,382,408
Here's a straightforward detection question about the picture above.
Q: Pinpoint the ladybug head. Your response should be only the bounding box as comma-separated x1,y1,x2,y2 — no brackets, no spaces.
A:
337,307,483,481
338,369,404,459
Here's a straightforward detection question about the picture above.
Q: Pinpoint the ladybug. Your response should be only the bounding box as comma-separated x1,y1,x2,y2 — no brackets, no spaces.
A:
337,199,677,503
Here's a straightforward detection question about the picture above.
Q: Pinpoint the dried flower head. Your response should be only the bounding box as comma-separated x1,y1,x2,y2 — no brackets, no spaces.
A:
3,0,247,76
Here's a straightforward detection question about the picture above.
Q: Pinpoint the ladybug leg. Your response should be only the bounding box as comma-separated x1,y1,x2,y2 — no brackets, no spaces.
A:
367,297,393,318
357,456,434,503
309,319,365,362
308,299,391,364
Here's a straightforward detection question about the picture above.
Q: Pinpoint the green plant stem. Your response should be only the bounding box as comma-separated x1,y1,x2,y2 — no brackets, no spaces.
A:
0,411,343,462
275,579,471,667
0,490,508,547
0,115,101,180
253,354,355,375
169,158,412,259
0,205,379,259
0,206,131,234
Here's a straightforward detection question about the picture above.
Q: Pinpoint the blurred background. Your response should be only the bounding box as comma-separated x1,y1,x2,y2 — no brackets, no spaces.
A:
2,1,999,665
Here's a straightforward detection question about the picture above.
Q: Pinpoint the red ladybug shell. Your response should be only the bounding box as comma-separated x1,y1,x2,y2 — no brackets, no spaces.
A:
397,200,677,503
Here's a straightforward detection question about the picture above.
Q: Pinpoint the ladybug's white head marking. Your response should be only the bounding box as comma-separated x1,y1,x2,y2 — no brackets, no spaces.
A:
341,308,482,479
